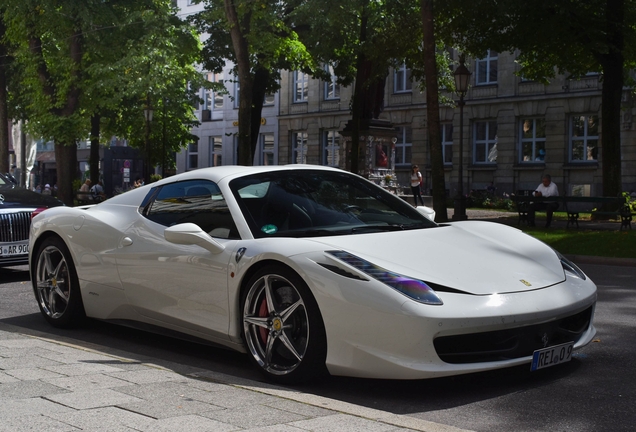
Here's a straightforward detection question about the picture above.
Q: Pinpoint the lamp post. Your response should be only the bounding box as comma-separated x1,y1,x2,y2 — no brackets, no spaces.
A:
452,54,471,221
143,101,154,183
161,99,166,178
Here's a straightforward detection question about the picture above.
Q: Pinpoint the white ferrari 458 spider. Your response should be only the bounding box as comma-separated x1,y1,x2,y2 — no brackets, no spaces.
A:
29,165,597,383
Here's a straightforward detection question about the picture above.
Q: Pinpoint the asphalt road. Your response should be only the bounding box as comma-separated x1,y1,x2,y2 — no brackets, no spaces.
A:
1,262,634,431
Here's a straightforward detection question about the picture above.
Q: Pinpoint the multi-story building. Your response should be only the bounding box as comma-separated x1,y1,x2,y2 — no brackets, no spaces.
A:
177,0,636,197
276,50,636,196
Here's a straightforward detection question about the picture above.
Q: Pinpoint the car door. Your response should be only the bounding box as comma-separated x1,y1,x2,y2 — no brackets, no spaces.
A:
115,179,240,341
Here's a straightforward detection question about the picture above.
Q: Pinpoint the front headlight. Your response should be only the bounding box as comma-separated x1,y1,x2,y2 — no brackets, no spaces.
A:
326,250,443,305
557,251,587,280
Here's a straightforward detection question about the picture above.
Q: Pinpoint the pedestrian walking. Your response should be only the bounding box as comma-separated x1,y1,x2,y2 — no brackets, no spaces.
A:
410,165,425,206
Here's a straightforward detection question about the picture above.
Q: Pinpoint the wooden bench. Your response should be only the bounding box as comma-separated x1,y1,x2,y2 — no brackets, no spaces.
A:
510,195,559,226
561,196,633,230
511,195,634,230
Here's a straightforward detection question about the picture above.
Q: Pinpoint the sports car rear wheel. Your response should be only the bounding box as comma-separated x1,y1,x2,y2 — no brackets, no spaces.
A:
242,265,327,384
32,237,85,328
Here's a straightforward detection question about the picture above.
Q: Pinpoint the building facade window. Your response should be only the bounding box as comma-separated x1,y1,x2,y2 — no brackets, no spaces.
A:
394,63,412,93
209,136,223,167
293,71,309,102
291,132,308,164
260,133,275,165
475,50,498,85
520,118,546,162
187,142,198,170
322,130,340,167
570,114,599,161
442,123,453,165
324,65,340,100
203,72,224,110
473,121,498,163
394,126,412,166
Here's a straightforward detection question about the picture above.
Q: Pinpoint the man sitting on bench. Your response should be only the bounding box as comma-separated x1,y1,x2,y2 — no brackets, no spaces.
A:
528,174,559,228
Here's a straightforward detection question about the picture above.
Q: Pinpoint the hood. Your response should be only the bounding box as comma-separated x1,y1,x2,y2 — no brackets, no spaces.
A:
311,221,565,295
0,187,64,209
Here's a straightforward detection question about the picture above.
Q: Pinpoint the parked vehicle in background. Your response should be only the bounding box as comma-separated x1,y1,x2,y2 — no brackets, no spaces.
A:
0,172,63,267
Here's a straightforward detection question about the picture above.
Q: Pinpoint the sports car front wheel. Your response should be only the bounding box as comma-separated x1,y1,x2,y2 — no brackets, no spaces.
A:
242,265,327,384
32,236,85,328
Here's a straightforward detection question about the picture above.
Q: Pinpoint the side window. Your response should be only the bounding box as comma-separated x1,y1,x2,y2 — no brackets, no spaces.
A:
145,180,239,239
570,114,599,162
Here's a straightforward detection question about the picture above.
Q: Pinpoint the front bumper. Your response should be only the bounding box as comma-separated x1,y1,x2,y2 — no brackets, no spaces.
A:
302,258,597,380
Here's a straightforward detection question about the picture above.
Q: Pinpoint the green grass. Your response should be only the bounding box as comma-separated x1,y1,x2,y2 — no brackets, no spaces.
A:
522,228,636,259
466,210,635,259
504,209,636,260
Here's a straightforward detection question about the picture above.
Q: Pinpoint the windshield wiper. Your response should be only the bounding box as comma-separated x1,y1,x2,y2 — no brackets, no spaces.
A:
269,228,345,238
300,228,341,237
351,222,432,233
351,224,405,233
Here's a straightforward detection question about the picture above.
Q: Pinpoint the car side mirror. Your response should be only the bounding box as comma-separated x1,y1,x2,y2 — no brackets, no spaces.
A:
164,223,225,254
415,206,436,222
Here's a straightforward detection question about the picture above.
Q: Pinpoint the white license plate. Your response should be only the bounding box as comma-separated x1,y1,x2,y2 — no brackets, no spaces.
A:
0,242,29,257
530,341,574,371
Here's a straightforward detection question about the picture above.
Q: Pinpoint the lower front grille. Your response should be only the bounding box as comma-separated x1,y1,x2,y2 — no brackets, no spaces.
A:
434,306,594,364
0,211,32,242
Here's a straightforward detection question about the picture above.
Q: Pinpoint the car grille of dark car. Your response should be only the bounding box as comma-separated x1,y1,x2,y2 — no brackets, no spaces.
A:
0,211,32,242
433,306,594,364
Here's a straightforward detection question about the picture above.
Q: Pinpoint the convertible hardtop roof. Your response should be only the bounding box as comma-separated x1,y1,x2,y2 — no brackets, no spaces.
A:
99,165,349,207
157,164,346,186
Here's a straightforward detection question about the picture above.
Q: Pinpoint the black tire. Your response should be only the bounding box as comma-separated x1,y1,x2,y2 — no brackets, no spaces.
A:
241,265,327,384
32,236,85,328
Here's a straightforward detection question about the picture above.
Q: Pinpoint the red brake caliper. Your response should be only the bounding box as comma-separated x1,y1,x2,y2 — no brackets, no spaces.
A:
258,296,269,343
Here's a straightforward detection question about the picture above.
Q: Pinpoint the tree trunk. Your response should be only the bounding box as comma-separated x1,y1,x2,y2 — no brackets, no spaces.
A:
224,0,254,166
599,0,624,197
90,113,101,186
249,67,269,160
349,5,369,175
29,28,83,203
0,20,8,175
422,0,448,221
600,58,623,197
143,96,152,183
55,142,77,206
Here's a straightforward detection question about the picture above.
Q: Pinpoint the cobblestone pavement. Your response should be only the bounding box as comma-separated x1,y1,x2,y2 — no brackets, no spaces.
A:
0,325,470,432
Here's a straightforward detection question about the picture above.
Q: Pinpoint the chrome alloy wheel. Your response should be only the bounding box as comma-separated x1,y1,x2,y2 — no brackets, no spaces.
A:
243,273,310,376
35,245,72,319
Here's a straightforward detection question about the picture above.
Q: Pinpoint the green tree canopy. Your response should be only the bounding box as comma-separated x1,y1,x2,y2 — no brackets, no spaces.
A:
3,0,203,203
192,0,317,165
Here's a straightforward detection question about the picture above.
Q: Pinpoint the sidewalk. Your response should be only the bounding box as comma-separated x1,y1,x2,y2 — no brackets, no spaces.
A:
0,323,469,432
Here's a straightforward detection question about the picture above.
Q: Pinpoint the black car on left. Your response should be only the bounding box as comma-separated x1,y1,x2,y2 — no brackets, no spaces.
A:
0,173,63,267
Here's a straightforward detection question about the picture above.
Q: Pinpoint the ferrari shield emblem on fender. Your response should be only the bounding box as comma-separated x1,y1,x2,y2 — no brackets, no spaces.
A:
520,279,532,287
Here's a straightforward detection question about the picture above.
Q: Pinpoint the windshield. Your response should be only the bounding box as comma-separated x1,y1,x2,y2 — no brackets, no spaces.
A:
230,170,437,238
